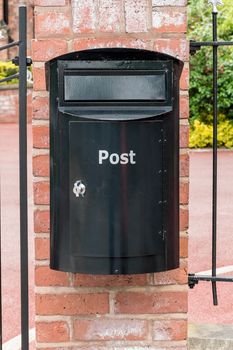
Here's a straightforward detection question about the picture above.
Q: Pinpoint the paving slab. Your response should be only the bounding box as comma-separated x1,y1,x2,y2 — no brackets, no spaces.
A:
189,323,233,350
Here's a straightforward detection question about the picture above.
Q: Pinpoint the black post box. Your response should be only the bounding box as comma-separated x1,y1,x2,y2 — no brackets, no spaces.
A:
46,48,183,275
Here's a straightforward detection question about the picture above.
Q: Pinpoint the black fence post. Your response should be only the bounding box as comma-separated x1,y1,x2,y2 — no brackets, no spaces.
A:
211,9,218,306
19,5,29,350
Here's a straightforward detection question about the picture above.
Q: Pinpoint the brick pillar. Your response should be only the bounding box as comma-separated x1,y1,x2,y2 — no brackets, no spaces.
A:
32,0,189,349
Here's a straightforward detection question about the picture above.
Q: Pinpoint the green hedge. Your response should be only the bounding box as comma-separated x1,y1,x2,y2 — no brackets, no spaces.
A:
190,119,233,148
188,0,233,148
188,0,233,122
0,61,19,85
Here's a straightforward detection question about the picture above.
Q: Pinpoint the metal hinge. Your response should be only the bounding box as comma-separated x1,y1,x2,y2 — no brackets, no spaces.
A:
190,40,202,55
12,56,32,66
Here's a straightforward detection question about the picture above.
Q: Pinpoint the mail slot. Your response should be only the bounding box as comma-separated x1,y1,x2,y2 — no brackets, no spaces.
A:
46,48,183,274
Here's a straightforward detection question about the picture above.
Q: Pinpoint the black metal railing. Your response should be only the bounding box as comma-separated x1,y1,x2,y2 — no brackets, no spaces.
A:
188,3,233,305
0,5,31,349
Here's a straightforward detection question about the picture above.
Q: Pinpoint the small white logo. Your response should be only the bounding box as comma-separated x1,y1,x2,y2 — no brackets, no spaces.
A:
99,150,136,165
73,180,86,197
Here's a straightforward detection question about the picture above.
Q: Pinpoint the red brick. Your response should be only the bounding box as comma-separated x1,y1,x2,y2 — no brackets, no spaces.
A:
38,348,113,350
35,349,59,350
72,0,96,33
73,319,148,341
180,65,189,90
180,95,189,119
180,152,189,177
115,291,187,314
153,39,189,61
180,180,189,204
99,0,123,32
33,96,49,120
153,0,186,4
153,259,187,285
180,236,188,258
33,0,66,5
38,341,187,349
35,9,71,37
35,266,69,286
74,274,148,287
180,124,189,148
0,38,8,60
33,154,49,177
33,66,46,91
36,293,109,315
34,181,49,205
34,210,50,233
36,321,69,342
35,237,50,260
72,37,147,51
180,207,188,231
33,125,49,149
125,0,148,33
152,8,187,33
34,347,188,350
32,39,68,61
36,348,179,350
27,93,33,123
152,319,187,340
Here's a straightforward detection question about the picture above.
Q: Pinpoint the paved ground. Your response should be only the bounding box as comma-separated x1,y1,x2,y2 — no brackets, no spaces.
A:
0,124,233,345
0,124,34,344
189,150,233,324
189,323,233,350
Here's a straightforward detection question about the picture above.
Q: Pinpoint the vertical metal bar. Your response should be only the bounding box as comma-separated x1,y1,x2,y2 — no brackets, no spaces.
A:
19,5,29,349
3,0,9,25
212,11,218,306
0,179,2,350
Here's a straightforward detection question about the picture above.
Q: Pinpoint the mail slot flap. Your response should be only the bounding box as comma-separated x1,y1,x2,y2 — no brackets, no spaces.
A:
58,106,172,120
64,70,167,101
58,60,172,107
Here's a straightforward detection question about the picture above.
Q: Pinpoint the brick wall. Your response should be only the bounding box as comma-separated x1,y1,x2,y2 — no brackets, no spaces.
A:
32,0,189,349
0,0,34,58
0,86,32,123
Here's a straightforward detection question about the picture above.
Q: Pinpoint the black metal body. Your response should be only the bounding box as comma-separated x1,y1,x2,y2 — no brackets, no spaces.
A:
46,48,183,275
0,5,30,349
189,10,233,305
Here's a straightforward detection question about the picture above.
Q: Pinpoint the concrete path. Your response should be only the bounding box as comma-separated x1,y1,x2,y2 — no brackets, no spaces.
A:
189,323,233,350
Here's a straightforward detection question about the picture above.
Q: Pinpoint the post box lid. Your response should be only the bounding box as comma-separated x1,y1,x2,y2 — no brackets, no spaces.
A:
45,47,184,90
46,48,183,120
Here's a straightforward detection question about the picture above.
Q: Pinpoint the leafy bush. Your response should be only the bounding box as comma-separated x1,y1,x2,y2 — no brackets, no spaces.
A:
0,61,19,85
188,0,233,148
190,119,233,148
188,0,233,122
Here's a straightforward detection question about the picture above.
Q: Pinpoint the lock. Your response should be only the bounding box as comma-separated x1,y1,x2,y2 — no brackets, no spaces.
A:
73,180,86,197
